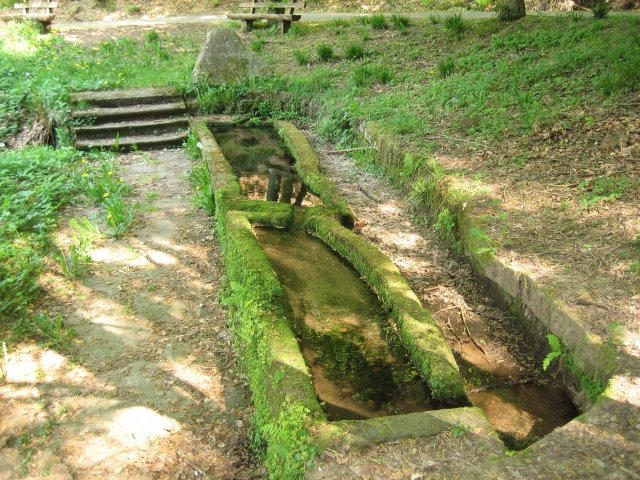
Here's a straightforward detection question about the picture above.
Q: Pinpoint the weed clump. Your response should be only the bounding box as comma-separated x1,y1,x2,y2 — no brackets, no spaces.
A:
444,13,468,39
316,43,334,62
437,57,456,77
345,43,366,60
369,14,388,29
352,64,393,87
251,38,265,52
293,49,310,66
591,1,611,19
391,14,410,30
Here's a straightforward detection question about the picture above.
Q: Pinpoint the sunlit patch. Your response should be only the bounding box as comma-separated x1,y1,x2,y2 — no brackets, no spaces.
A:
3,346,65,384
71,404,181,469
378,202,400,214
107,406,179,445
91,246,153,267
163,362,225,410
144,248,177,265
91,314,153,344
389,232,423,250
505,256,559,281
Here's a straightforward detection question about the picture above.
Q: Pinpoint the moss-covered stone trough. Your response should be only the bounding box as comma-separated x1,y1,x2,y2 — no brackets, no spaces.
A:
192,119,501,479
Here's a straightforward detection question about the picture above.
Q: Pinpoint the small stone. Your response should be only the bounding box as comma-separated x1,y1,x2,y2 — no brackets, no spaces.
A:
235,420,244,428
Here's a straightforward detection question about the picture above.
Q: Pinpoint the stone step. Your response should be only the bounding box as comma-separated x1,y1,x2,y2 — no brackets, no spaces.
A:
70,87,182,108
74,117,190,141
72,102,187,125
75,131,188,151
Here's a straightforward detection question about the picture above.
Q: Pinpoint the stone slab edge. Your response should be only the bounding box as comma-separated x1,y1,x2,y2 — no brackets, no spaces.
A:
314,407,504,451
359,122,620,410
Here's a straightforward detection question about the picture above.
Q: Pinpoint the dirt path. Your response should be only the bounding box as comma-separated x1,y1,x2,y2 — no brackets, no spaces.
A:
0,150,264,479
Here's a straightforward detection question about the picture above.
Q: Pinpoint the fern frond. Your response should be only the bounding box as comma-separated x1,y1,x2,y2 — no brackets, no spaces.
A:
546,334,562,353
542,350,561,371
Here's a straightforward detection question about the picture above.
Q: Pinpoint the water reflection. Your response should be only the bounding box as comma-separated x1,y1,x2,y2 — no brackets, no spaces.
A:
213,126,321,206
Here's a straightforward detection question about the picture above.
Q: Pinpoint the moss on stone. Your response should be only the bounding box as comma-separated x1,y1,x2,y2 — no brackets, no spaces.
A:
303,209,468,404
275,120,355,228
219,211,323,479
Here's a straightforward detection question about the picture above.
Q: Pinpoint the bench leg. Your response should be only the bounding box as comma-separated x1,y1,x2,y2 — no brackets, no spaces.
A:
242,19,254,32
279,20,291,34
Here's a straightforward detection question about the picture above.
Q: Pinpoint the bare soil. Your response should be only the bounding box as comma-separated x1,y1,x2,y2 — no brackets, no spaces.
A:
0,149,265,479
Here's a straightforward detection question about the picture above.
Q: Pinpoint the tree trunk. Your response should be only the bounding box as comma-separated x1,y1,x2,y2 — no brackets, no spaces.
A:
499,0,526,20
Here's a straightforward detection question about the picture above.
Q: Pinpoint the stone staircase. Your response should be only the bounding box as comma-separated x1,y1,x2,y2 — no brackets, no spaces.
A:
70,87,189,151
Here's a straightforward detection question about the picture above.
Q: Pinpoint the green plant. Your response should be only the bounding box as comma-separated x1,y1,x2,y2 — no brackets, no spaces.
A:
429,14,441,24
144,30,160,43
591,1,611,19
578,176,634,208
189,159,215,215
451,421,470,437
184,129,201,160
391,14,410,30
104,196,134,237
126,4,141,14
345,43,366,60
437,57,456,77
369,14,387,30
251,38,265,52
444,13,468,39
433,207,457,239
352,64,393,87
28,312,74,348
293,49,310,66
316,43,334,62
542,334,563,371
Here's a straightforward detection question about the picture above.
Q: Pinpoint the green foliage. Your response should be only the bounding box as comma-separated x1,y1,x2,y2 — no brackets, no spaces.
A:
352,64,393,88
184,129,201,160
293,49,310,66
53,217,99,278
541,333,606,403
542,334,562,371
437,56,456,77
451,421,470,437
345,43,366,60
104,196,133,238
188,159,215,215
316,43,334,62
591,1,611,19
251,38,265,53
315,100,360,148
578,176,635,208
444,13,468,39
368,14,388,30
391,14,411,30
0,147,80,319
434,208,456,238
126,4,141,14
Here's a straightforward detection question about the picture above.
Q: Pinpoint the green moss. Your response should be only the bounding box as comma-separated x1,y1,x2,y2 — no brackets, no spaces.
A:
303,210,467,404
219,211,322,480
275,121,355,228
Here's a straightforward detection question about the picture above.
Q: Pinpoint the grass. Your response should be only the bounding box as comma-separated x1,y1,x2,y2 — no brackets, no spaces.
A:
0,146,81,321
0,22,198,142
345,43,366,60
316,43,334,62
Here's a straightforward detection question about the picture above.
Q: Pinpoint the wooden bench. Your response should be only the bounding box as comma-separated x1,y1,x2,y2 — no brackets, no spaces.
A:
1,2,57,33
228,1,305,34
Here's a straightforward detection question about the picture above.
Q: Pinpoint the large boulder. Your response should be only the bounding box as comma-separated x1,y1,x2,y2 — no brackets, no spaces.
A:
192,29,262,84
